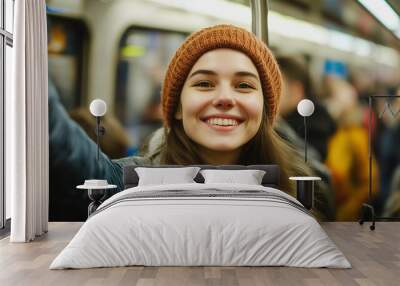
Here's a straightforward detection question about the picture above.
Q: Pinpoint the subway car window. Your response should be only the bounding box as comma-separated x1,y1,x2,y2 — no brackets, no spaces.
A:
47,16,88,111
115,28,186,154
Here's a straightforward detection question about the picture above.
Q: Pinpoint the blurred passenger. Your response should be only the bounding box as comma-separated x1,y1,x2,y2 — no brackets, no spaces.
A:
322,76,379,221
376,91,400,213
348,74,399,214
277,56,336,161
383,166,400,217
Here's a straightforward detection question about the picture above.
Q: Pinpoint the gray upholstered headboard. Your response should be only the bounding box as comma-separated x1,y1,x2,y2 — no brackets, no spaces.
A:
123,165,280,189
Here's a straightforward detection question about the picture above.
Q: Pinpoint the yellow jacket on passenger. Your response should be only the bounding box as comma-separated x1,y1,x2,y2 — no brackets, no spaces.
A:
325,126,379,221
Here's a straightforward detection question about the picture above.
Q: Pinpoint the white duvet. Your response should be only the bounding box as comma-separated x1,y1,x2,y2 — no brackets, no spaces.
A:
50,183,351,269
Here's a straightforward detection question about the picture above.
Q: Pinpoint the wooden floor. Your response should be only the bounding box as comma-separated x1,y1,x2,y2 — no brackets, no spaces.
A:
0,222,399,286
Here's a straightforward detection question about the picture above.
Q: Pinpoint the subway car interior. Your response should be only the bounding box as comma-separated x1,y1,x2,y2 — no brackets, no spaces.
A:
45,0,400,221
2,0,400,285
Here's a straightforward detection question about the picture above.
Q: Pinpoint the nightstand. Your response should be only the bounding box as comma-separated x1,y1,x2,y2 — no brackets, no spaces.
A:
77,180,117,217
289,176,321,210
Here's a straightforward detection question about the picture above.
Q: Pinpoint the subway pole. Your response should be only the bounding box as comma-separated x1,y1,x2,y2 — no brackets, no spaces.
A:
250,0,270,45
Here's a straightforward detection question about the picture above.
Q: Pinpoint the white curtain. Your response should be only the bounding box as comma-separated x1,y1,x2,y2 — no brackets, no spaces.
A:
7,0,48,242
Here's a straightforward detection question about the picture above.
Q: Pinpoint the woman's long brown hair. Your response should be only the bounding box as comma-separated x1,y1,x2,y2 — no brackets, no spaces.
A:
156,105,311,195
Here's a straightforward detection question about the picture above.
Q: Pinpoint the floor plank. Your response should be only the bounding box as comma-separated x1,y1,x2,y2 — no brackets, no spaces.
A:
0,222,399,286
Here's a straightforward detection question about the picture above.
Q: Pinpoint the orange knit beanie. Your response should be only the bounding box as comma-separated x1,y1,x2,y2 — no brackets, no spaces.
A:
161,24,282,127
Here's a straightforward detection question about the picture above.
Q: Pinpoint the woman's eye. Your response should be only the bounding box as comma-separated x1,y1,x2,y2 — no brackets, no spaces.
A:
237,82,254,89
194,81,213,88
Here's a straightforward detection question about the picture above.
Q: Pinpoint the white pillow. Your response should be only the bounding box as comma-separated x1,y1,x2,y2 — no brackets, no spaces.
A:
135,167,201,186
200,169,266,185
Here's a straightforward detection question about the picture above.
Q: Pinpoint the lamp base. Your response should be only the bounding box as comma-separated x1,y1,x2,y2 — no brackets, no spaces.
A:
296,180,314,210
87,189,107,217
289,177,321,211
359,203,376,231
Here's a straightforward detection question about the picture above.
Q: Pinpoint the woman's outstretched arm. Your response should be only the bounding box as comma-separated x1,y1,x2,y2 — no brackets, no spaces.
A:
48,80,124,193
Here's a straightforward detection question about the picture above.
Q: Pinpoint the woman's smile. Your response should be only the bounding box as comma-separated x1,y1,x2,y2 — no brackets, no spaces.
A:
200,114,245,132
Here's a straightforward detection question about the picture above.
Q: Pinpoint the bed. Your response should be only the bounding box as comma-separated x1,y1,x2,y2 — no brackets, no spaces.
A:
50,165,350,269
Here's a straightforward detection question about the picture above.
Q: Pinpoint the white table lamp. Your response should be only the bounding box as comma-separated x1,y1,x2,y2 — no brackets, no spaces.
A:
297,99,315,163
89,99,107,162
90,99,107,117
294,99,320,210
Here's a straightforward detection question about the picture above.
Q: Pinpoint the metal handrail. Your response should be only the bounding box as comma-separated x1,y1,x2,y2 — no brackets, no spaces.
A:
250,0,270,45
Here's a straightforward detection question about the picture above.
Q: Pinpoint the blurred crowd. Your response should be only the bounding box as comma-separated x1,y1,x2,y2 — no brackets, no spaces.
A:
276,56,400,221
50,54,400,221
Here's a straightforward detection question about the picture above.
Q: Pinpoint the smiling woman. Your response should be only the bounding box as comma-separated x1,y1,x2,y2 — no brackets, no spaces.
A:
157,24,310,193
49,24,312,221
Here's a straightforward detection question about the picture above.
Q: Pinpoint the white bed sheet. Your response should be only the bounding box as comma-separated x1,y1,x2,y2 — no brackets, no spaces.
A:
50,183,351,269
